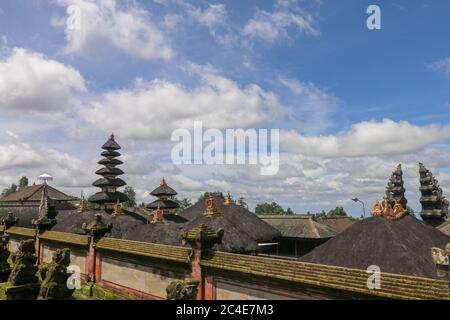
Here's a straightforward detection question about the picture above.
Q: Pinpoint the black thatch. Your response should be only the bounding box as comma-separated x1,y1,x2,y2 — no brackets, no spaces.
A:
150,185,177,197
88,191,128,203
299,216,450,280
0,183,75,202
316,217,355,233
259,215,338,239
437,220,450,236
180,197,281,252
0,207,75,228
101,150,120,158
147,199,179,210
92,178,127,188
52,210,146,239
98,158,123,166
95,167,124,176
102,135,121,150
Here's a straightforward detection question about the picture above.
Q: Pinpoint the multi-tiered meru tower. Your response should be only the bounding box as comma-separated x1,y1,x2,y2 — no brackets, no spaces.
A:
385,164,407,209
419,163,449,227
88,134,128,211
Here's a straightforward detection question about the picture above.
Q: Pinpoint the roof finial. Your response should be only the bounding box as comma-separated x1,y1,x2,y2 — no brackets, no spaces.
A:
371,200,382,217
110,132,114,140
160,177,167,186
224,193,234,206
204,196,221,217
151,206,164,224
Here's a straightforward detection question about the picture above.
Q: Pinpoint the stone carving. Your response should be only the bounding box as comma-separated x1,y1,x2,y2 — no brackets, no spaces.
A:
419,163,449,226
181,224,224,251
203,196,221,217
385,164,407,208
151,206,164,224
6,239,39,300
166,279,199,300
39,248,75,300
0,212,19,228
431,243,450,277
82,214,112,237
224,193,234,206
0,234,11,282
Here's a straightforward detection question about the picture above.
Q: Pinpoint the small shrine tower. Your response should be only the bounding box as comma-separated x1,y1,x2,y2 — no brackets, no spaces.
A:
147,178,179,212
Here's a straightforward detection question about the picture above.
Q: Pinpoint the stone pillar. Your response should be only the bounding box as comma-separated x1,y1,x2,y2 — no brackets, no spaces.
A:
181,223,223,300
83,214,112,283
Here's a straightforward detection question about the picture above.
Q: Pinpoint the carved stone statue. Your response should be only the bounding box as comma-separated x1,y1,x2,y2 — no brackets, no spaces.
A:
0,234,11,282
166,279,199,300
431,243,450,277
39,248,75,300
371,201,383,217
6,239,39,300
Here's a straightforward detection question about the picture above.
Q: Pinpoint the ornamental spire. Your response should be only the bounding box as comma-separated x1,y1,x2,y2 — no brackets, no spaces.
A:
419,163,449,226
385,164,407,208
88,134,128,211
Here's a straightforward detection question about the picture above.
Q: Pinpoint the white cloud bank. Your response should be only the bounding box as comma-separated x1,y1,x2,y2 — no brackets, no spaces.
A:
281,119,450,157
52,0,173,60
0,48,85,113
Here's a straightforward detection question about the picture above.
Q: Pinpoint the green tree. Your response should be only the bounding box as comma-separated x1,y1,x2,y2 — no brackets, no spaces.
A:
199,191,224,200
123,186,137,209
286,208,295,215
327,206,347,217
255,202,286,215
1,184,18,197
171,196,193,214
18,176,29,189
237,197,248,209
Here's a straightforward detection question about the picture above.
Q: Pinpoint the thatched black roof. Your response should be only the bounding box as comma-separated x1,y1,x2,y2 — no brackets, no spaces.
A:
0,206,75,228
88,191,128,204
299,216,450,280
95,167,124,176
180,197,281,252
102,134,121,150
101,150,120,158
259,215,338,239
437,219,450,236
52,210,146,239
98,158,123,166
0,183,75,202
147,199,179,210
150,179,177,197
92,178,127,188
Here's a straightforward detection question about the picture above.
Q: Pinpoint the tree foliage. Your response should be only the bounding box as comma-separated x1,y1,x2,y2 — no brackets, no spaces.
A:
1,183,18,197
18,176,29,189
171,196,193,214
123,186,137,209
255,202,294,215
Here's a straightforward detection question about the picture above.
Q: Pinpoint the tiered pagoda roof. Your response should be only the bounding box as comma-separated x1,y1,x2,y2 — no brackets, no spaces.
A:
88,134,128,209
147,178,179,210
419,163,449,227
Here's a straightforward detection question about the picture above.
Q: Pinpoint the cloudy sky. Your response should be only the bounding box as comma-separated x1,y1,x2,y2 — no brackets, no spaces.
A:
0,0,449,216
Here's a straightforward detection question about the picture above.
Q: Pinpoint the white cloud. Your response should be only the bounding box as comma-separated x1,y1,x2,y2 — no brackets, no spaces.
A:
78,63,287,140
52,0,173,60
428,57,450,77
281,119,450,157
0,144,43,171
0,48,85,113
279,76,339,133
243,4,319,42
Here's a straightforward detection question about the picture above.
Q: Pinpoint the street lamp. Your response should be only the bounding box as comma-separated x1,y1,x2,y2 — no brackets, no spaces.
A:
352,197,366,218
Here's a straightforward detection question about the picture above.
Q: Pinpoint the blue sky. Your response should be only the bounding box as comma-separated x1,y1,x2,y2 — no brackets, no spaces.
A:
0,0,449,216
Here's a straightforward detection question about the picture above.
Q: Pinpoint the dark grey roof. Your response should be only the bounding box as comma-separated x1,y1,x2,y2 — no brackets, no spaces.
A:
0,206,75,228
92,178,127,188
88,191,128,204
150,183,177,197
316,216,355,233
180,196,281,252
259,215,338,239
300,216,450,280
0,183,76,202
437,219,450,236
101,150,120,158
95,167,124,176
147,199,179,210
98,158,123,166
101,134,121,150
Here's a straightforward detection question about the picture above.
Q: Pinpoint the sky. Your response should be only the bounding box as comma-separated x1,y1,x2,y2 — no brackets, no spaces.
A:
0,0,449,216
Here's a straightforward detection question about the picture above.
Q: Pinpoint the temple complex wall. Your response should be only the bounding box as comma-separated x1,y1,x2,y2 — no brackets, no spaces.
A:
8,238,21,253
99,256,185,299
214,279,296,300
42,243,87,275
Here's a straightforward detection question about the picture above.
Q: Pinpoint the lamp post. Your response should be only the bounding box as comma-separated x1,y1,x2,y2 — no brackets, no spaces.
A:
352,198,366,218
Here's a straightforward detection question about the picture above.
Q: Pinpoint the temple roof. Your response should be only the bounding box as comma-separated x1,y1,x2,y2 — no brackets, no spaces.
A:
101,150,121,158
0,183,76,203
259,215,338,239
101,134,121,150
300,216,450,280
0,207,75,228
88,191,128,204
92,178,127,188
180,196,281,252
437,220,450,236
95,167,124,176
98,158,123,166
150,178,177,197
147,199,179,210
316,216,355,233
